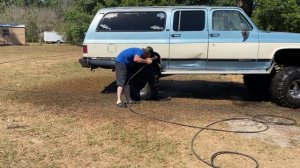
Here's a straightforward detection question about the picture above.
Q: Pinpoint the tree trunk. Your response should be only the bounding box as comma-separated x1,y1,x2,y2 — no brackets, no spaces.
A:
239,0,254,17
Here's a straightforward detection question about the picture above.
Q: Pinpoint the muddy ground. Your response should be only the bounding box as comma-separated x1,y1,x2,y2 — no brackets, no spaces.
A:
0,45,299,168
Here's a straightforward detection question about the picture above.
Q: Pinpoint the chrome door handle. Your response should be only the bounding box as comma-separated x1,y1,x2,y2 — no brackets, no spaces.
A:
171,34,181,38
209,33,220,37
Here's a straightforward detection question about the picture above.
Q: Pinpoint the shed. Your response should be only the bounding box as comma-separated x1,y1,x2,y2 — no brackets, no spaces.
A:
0,24,26,45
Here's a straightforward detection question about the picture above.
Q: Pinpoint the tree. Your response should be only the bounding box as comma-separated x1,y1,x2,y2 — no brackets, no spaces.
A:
239,0,254,17
252,0,300,32
26,21,39,42
63,7,93,45
178,0,254,17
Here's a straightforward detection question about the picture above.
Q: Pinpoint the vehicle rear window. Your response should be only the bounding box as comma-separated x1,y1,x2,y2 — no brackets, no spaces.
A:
97,12,166,32
173,10,205,31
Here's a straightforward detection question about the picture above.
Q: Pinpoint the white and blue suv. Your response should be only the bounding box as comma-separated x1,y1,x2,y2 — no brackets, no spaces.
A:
79,6,300,108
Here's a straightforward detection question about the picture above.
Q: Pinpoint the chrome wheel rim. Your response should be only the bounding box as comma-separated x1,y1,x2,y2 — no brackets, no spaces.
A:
289,80,300,98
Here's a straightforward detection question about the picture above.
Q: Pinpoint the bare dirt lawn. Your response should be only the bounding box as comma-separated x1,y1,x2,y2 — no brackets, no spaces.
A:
0,45,299,168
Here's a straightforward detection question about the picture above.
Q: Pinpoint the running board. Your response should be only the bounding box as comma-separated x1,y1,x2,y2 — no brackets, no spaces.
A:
162,69,271,75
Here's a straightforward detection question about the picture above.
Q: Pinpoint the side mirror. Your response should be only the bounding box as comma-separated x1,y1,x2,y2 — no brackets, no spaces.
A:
241,23,249,41
241,23,249,32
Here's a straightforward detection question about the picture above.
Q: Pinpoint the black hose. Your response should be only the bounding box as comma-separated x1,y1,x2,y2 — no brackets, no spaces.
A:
126,56,159,85
126,64,147,85
129,105,297,168
122,59,297,167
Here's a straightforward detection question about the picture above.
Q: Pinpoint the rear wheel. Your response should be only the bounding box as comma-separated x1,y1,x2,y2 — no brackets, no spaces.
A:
139,82,152,100
130,67,160,101
130,78,152,100
130,52,161,101
270,66,300,108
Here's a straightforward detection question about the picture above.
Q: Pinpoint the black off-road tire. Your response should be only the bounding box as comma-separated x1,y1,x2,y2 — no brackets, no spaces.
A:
139,82,152,100
270,66,300,108
243,74,272,98
130,71,159,101
130,76,149,101
130,52,161,101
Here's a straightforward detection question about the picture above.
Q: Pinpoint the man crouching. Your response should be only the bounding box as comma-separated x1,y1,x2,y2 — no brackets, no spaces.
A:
115,46,154,108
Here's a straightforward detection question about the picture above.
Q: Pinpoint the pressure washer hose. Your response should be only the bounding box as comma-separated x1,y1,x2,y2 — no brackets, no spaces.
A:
128,105,297,168
126,56,159,86
118,55,297,167
126,64,147,86
124,59,298,167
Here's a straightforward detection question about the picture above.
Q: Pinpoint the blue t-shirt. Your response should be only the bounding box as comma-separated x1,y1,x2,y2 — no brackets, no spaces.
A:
115,48,144,64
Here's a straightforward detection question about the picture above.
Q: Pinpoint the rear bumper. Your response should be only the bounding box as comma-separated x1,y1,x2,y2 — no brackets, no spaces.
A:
79,57,115,69
79,57,90,68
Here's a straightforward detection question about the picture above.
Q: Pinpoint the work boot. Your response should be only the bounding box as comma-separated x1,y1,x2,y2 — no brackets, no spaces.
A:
116,102,127,108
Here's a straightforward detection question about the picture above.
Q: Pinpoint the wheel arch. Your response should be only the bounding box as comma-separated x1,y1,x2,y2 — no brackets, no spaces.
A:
273,48,300,67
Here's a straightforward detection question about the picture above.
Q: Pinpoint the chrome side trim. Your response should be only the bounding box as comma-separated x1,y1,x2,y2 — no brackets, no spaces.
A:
162,69,270,75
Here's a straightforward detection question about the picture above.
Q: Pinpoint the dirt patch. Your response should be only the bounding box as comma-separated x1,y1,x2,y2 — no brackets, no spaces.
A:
228,120,300,147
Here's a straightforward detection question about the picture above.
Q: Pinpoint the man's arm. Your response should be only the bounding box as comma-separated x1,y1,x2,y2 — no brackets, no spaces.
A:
134,55,152,64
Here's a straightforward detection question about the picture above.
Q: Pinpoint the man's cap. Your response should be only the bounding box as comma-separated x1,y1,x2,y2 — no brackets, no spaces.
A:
143,46,154,54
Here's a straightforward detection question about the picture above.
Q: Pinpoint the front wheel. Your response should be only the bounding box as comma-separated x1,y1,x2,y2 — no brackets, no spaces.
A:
270,66,300,108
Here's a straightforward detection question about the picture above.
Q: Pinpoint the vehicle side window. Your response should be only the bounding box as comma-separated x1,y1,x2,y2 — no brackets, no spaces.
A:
173,10,205,31
238,13,253,30
97,12,166,32
212,10,253,31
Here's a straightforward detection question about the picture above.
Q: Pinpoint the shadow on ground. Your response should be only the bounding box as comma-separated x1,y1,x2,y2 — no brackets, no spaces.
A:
101,79,269,102
4,75,270,108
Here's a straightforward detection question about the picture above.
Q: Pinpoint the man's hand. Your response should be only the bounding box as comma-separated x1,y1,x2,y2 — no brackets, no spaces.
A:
151,56,158,60
146,58,153,64
134,55,152,64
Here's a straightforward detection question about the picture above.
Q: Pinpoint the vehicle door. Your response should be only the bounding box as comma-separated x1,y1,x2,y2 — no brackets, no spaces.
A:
207,9,259,70
169,9,208,70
